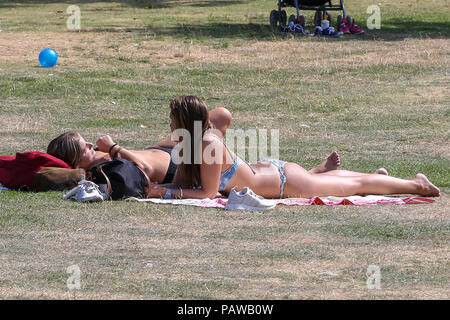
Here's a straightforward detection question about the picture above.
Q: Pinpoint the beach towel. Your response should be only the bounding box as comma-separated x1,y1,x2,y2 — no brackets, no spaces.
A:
125,195,435,209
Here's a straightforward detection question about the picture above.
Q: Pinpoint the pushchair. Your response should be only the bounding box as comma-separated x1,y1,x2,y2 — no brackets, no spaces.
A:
270,0,350,29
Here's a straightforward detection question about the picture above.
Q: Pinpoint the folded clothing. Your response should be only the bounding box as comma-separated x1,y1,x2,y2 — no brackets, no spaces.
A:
314,26,343,36
281,21,310,35
63,180,107,202
0,152,71,189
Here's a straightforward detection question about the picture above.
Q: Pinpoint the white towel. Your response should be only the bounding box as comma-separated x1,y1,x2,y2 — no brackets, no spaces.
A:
125,195,435,209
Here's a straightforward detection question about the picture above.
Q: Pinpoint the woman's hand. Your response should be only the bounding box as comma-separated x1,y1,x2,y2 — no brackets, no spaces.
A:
96,135,116,153
96,136,154,179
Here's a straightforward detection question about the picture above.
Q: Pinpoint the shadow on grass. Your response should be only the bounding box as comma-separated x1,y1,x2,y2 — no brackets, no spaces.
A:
81,20,450,42
1,1,448,41
85,23,279,41
369,18,450,40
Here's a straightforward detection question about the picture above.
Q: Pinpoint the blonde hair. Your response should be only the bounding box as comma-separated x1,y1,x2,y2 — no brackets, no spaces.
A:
47,131,82,168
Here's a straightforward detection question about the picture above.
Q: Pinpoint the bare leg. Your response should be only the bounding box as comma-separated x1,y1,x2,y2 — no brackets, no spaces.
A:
376,168,389,175
317,169,370,177
317,168,389,177
308,151,389,176
309,151,340,173
283,163,440,198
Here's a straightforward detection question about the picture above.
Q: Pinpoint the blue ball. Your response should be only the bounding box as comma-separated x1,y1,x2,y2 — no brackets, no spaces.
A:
38,48,58,67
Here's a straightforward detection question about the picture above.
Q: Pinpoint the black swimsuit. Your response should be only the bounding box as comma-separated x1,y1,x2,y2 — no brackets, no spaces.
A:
145,146,177,184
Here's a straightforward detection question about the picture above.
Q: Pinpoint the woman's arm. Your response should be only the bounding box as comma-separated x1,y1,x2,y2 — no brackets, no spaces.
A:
96,135,153,178
152,135,178,149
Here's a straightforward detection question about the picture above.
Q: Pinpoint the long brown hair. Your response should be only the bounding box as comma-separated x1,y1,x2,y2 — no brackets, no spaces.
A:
47,131,82,168
170,96,212,188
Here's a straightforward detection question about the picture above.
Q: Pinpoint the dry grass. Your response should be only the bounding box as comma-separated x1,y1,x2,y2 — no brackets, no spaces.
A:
1,31,448,71
0,0,449,300
1,195,448,299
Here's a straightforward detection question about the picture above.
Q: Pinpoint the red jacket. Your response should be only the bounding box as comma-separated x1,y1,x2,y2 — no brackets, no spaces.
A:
0,152,71,189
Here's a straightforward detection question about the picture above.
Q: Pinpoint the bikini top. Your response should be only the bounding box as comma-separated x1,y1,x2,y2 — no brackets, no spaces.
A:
218,155,242,192
145,146,177,184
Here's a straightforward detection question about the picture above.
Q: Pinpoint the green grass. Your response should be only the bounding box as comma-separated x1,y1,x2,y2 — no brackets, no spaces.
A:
325,221,449,241
0,0,449,299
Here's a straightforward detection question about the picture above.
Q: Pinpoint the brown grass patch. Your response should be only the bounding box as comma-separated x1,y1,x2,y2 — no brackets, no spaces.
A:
2,32,449,72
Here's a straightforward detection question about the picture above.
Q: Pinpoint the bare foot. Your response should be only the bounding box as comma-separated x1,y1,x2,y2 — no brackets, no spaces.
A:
414,173,440,197
375,168,388,175
309,151,340,174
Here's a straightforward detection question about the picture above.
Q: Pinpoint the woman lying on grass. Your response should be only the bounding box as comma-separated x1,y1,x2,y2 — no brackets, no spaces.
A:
147,96,440,199
47,107,343,185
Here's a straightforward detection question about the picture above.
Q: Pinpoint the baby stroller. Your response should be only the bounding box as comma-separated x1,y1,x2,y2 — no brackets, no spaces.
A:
270,0,351,29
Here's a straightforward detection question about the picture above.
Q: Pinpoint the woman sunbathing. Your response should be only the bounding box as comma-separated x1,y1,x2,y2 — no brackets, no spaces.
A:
47,107,344,185
146,96,440,199
47,107,233,184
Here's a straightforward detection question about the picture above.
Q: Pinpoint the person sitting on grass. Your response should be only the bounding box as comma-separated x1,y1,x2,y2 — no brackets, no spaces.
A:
146,96,440,200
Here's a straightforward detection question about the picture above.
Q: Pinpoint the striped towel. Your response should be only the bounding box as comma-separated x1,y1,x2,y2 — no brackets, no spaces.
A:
126,195,435,209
